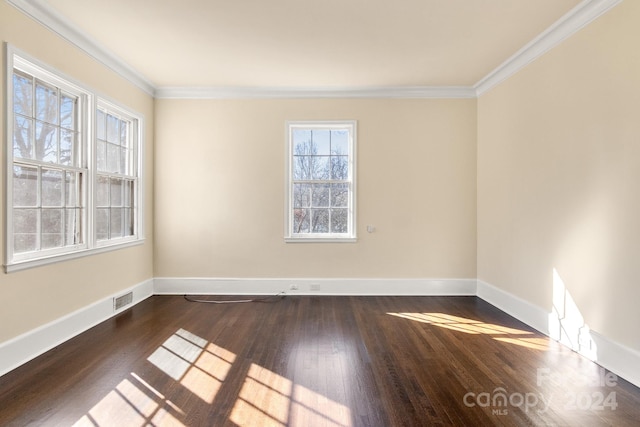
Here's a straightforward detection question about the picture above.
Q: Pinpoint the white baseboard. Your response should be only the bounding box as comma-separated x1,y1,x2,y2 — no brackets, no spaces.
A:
153,277,478,296
3,276,639,390
0,279,154,378
590,330,640,389
476,280,551,335
477,279,640,389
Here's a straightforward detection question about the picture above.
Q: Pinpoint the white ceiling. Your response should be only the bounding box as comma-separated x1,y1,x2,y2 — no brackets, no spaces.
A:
14,0,619,96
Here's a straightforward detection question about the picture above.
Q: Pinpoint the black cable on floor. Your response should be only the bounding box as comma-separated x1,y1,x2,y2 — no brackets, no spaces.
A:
183,292,286,304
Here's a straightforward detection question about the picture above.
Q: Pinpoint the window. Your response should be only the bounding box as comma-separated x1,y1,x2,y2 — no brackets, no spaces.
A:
285,121,356,241
95,103,139,243
5,47,143,272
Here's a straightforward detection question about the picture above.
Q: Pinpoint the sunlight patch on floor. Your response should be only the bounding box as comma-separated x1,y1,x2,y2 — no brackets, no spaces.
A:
387,312,550,351
76,328,352,426
73,375,185,427
148,328,235,403
231,363,352,427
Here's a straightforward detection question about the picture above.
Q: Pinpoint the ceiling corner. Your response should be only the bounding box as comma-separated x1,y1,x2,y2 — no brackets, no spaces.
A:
474,0,623,96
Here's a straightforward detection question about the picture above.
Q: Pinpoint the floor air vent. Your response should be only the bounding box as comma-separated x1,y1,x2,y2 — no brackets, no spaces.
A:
114,292,133,311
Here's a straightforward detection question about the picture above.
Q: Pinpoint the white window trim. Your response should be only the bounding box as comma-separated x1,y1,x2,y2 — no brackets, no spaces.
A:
4,44,144,273
284,120,357,242
94,98,144,249
7,53,92,267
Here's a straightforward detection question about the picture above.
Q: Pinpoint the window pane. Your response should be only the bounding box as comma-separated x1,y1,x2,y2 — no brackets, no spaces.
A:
13,165,38,207
331,156,349,180
96,175,109,207
42,208,63,249
60,94,76,129
66,172,79,207
35,121,58,162
293,155,311,180
120,120,129,146
293,208,309,234
124,208,134,236
13,116,33,159
13,72,33,116
96,208,109,241
107,142,119,173
42,169,64,207
120,147,128,175
97,109,106,140
65,208,82,245
13,208,38,253
312,130,330,155
331,130,349,155
123,180,133,208
330,183,348,207
311,209,329,233
35,82,58,124
106,114,119,144
110,178,123,207
331,208,348,233
60,128,76,166
97,140,107,171
110,208,123,239
311,184,330,207
292,130,311,154
311,156,330,180
293,183,310,207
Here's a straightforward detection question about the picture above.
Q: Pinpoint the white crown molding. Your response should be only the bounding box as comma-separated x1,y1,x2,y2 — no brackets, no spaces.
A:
6,0,622,99
154,86,477,100
6,0,156,96
474,0,622,96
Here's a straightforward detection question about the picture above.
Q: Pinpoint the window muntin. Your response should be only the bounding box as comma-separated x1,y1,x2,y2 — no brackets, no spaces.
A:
6,48,143,271
286,121,356,241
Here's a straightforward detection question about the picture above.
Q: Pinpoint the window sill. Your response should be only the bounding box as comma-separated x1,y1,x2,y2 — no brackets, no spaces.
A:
5,238,145,273
285,236,357,243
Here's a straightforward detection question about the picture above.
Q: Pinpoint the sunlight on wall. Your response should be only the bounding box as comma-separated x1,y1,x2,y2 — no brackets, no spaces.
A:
549,268,597,360
388,312,551,351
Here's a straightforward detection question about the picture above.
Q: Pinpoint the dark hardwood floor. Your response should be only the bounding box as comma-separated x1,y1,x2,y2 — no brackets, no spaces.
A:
1,295,639,426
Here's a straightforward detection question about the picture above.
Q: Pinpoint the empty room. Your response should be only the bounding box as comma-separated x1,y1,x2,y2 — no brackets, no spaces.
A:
1,0,640,425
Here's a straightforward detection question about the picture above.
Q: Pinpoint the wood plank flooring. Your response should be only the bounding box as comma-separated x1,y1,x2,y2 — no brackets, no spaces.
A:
1,295,639,426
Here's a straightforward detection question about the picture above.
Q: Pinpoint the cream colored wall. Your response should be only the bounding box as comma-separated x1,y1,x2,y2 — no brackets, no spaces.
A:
478,0,640,350
0,2,154,342
154,98,477,279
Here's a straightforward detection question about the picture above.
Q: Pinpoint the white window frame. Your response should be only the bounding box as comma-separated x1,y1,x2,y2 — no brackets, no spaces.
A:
4,45,144,272
285,120,357,242
94,99,142,248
